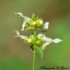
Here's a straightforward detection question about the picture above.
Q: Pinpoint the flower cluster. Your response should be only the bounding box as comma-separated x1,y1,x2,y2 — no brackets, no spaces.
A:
15,12,62,58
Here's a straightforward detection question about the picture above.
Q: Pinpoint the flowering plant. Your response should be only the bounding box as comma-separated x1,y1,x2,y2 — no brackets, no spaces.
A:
15,12,62,70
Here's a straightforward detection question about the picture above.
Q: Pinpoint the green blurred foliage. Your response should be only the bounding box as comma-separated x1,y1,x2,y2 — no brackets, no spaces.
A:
0,0,70,70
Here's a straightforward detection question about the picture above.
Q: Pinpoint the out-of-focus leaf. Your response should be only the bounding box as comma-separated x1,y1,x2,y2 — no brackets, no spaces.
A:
36,46,43,59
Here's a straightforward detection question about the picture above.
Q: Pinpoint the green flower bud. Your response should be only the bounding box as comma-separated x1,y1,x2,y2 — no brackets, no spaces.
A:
29,20,36,27
27,38,32,43
36,19,43,28
31,21,36,26
36,39,41,44
39,19,43,25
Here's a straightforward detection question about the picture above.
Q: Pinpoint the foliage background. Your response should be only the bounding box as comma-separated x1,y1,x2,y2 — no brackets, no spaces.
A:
0,0,70,70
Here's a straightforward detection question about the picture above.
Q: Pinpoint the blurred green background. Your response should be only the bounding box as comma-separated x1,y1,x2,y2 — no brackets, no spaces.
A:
0,0,70,70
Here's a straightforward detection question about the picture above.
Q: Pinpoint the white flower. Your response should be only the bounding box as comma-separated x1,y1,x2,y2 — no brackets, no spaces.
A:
53,38,62,43
37,33,62,50
15,12,31,22
42,37,62,50
15,12,31,31
43,22,49,30
41,35,53,50
38,33,52,42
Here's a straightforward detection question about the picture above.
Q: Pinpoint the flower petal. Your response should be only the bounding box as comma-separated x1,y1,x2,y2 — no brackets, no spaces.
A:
15,30,28,40
15,12,24,17
38,33,53,42
42,36,52,42
21,21,26,31
15,12,31,22
15,30,20,37
53,38,62,43
24,17,31,22
43,22,49,30
42,42,51,50
19,35,28,40
37,33,44,39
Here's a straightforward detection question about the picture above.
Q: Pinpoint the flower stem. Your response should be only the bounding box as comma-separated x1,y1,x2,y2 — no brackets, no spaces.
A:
32,49,36,70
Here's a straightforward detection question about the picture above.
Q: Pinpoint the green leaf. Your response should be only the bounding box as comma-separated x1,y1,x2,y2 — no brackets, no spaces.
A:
36,46,43,59
25,26,35,31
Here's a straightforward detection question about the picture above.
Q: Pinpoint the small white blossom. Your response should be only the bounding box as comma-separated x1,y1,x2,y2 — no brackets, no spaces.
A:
15,12,31,31
53,38,62,43
15,12,31,22
41,35,53,50
42,37,62,50
37,33,62,50
43,22,49,30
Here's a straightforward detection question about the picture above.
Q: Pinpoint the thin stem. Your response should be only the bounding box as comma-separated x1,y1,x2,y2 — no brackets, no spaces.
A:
32,49,36,70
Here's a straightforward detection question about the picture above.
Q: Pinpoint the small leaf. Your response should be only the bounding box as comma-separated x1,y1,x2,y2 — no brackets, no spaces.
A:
36,46,43,59
25,26,35,31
